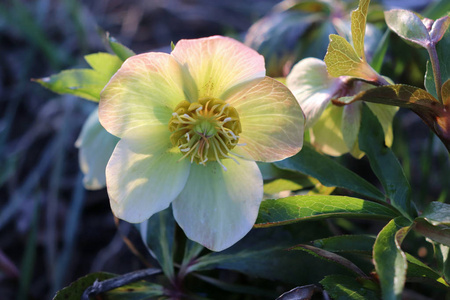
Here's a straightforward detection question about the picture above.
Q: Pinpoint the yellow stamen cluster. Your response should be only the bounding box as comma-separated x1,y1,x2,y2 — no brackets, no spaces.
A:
168,97,242,169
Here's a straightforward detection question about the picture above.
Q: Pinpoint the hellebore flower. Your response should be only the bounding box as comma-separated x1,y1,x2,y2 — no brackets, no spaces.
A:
99,36,305,251
287,57,397,158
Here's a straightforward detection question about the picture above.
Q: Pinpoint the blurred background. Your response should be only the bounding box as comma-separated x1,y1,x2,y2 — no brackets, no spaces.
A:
0,0,449,299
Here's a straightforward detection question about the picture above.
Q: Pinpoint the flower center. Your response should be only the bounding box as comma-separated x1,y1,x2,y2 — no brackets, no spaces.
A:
168,97,242,169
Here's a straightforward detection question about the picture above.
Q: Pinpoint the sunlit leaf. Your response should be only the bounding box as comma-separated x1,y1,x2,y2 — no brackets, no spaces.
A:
321,275,379,300
255,195,399,227
324,34,378,81
359,105,415,219
275,143,385,201
384,9,430,48
35,53,122,102
373,217,411,300
351,0,370,60
263,178,314,195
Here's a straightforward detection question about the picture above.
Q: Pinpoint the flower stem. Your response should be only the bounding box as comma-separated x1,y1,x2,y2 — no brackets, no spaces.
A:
427,43,442,103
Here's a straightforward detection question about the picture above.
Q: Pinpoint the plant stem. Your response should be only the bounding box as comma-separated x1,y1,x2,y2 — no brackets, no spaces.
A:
427,43,442,103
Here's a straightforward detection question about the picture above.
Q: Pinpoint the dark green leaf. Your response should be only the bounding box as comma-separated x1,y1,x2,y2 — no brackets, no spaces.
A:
290,244,366,277
359,105,415,219
321,275,379,300
102,281,164,300
370,29,390,73
405,253,449,287
419,201,450,225
52,272,116,300
413,219,450,246
373,217,411,300
312,234,375,255
140,207,175,279
189,222,339,284
275,143,385,201
425,28,450,99
255,195,399,227
108,35,136,61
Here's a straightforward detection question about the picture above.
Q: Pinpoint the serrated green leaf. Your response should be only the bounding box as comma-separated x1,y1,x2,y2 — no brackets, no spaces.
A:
373,217,411,300
359,105,415,219
312,234,375,254
290,244,367,276
140,207,175,279
384,9,430,48
324,34,378,81
108,35,135,62
52,272,116,300
321,275,379,300
351,0,370,60
35,53,123,102
255,195,399,227
274,143,385,201
102,281,164,300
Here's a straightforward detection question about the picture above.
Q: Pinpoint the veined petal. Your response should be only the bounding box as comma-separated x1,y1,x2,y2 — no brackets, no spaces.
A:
172,159,263,251
75,108,119,190
106,125,191,223
310,105,349,156
171,36,265,99
226,77,304,162
366,102,398,147
99,52,192,137
287,58,341,127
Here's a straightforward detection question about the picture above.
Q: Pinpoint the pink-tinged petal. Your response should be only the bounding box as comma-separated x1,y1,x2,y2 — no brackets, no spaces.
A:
99,52,193,137
171,36,265,99
226,77,304,162
106,125,190,223
310,105,349,156
287,58,341,127
172,159,263,251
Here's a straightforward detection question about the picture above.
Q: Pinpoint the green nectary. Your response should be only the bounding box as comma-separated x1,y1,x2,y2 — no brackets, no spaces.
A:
168,97,242,167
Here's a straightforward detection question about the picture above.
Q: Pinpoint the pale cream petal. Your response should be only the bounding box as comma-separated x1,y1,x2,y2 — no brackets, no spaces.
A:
287,58,341,127
226,77,304,162
99,52,193,137
75,108,119,190
172,159,263,251
171,36,265,99
106,125,190,223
